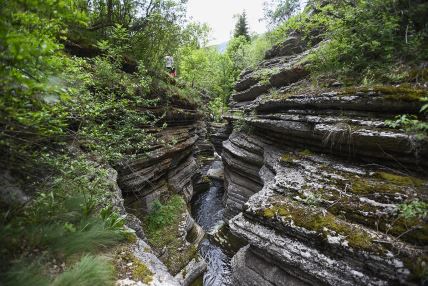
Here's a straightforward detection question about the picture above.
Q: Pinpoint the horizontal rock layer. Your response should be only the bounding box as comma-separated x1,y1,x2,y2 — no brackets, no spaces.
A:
117,98,215,284
223,35,428,285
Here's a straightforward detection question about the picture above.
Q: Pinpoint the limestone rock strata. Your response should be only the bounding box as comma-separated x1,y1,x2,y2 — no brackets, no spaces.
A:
105,166,181,286
116,96,211,284
209,122,233,155
222,132,264,221
193,121,216,194
117,239,181,286
224,35,428,285
118,125,199,214
227,141,426,285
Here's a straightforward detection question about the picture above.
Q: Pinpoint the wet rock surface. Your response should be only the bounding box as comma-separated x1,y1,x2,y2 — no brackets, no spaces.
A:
222,35,428,285
191,168,235,286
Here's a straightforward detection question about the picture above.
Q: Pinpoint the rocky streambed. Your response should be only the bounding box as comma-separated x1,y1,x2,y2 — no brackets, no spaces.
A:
191,171,232,286
112,91,239,286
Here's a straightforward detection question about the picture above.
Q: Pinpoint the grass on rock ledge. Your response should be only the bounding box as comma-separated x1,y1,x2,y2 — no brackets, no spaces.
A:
143,195,198,275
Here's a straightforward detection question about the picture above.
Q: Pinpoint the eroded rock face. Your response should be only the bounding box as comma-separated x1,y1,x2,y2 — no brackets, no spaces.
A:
209,122,233,155
223,35,428,285
0,170,29,207
115,97,212,284
118,125,199,211
103,166,181,286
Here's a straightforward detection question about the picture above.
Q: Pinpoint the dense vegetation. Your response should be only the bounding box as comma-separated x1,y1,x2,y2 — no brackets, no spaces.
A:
1,0,427,284
182,0,427,124
0,0,206,284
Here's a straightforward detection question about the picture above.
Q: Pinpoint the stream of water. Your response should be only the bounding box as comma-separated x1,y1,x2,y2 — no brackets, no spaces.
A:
191,179,233,286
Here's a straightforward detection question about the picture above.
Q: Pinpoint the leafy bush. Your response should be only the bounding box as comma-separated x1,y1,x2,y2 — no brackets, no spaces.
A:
270,0,428,83
385,97,428,139
145,195,185,232
209,97,227,122
398,200,428,220
385,114,428,139
263,0,301,28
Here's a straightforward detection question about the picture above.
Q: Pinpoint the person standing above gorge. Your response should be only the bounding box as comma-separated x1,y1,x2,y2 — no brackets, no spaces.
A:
165,55,176,77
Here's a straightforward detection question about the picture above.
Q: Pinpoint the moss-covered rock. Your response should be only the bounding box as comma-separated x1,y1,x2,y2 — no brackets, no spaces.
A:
132,260,154,284
143,195,200,275
374,171,425,187
259,200,379,252
339,85,428,102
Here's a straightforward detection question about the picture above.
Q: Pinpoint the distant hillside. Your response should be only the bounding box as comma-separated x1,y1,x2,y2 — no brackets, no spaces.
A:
213,41,228,53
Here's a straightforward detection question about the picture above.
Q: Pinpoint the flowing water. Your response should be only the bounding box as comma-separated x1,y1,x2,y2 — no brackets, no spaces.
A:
191,179,233,286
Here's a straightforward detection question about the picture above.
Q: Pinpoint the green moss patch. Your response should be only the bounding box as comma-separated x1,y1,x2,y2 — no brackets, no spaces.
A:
374,172,425,187
280,149,313,164
280,153,299,163
299,149,313,157
132,260,153,284
339,85,428,102
351,177,402,194
259,201,378,252
115,248,153,284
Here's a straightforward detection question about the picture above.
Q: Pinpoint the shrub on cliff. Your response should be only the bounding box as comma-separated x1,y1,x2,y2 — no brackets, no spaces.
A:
271,0,428,83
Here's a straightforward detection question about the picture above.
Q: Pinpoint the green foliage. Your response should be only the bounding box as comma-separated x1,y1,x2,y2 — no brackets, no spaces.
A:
270,0,428,83
398,200,428,220
0,156,126,284
1,156,128,256
178,45,234,115
143,195,197,274
177,22,271,122
84,0,189,71
209,97,227,122
263,0,300,28
100,206,126,231
385,97,428,139
63,56,157,162
1,261,50,286
234,11,251,41
180,22,212,49
0,0,85,168
52,255,115,286
385,114,428,139
146,195,185,232
226,36,251,78
234,117,253,133
226,34,272,76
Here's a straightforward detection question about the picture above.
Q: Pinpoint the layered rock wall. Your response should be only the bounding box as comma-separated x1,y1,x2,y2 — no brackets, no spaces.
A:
116,94,213,284
223,36,428,285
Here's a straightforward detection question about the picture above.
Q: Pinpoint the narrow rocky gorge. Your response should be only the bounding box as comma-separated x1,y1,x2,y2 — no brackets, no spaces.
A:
4,1,428,286
110,35,427,285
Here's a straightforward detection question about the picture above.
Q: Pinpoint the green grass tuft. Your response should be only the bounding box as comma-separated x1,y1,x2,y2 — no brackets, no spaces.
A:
52,255,115,286
1,260,49,286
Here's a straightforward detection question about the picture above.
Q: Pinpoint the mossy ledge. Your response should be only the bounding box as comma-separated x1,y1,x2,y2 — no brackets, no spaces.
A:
338,85,428,102
258,200,381,253
115,248,153,284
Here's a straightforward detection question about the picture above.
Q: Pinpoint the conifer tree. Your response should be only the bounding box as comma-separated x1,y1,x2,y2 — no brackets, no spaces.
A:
234,11,251,41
